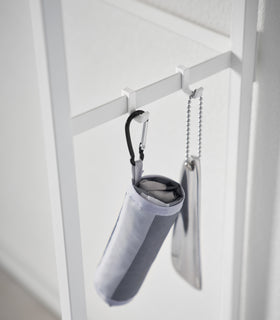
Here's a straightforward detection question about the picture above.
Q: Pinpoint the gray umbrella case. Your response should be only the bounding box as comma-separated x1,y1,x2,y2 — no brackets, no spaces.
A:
94,111,185,306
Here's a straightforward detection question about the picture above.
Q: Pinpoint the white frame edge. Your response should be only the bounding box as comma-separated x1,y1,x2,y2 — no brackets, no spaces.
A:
29,0,87,319
221,0,259,320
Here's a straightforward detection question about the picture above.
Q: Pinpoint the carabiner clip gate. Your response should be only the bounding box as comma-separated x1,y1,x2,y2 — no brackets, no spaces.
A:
125,110,149,166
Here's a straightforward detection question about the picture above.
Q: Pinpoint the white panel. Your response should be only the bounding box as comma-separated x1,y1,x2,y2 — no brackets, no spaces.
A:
74,70,230,319
64,3,231,317
103,0,230,52
62,0,217,116
139,0,232,36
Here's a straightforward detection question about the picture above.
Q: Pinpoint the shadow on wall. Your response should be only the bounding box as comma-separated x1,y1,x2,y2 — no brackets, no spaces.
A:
245,0,280,319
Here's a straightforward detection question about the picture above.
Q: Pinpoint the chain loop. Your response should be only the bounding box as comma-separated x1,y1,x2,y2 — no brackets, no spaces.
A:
185,90,203,165
198,95,203,159
185,97,191,161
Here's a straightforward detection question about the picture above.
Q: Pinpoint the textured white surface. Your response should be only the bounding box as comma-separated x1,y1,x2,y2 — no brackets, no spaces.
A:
62,0,218,115
138,0,232,35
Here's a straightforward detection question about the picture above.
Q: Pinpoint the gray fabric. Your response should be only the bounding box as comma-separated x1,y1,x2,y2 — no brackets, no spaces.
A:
94,176,185,306
139,180,169,191
132,160,143,184
94,193,155,299
135,176,183,204
111,213,178,301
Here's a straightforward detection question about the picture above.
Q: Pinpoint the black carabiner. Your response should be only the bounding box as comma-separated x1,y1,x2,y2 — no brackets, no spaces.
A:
125,110,148,166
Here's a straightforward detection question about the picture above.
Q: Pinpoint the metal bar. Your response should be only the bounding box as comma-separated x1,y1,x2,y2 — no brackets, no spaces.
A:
72,51,231,135
220,0,259,320
29,0,87,319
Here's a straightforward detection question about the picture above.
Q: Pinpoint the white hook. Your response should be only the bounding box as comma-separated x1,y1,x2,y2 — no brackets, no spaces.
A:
122,87,136,113
176,65,193,96
176,65,204,98
122,87,149,123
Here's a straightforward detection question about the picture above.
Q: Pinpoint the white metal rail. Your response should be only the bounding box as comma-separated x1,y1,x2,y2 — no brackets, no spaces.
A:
30,0,259,319
72,51,231,135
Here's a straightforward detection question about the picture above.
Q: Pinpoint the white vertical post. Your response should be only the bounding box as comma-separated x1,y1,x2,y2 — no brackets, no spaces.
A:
30,0,87,319
221,0,259,320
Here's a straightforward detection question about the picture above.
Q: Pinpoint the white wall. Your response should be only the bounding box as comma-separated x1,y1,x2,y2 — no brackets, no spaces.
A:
139,0,232,35
1,0,280,319
0,0,59,312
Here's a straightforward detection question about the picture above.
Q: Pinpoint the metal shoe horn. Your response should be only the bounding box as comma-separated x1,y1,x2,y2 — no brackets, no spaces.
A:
171,87,203,289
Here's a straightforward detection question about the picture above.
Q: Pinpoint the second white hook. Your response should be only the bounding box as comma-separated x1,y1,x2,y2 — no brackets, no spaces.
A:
177,65,204,98
176,65,193,96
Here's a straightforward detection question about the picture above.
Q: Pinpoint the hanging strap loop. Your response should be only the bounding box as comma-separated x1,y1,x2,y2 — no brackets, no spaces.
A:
125,110,149,166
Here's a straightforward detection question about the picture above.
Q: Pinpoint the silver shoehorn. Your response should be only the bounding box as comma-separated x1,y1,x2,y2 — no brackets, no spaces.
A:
172,89,203,289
